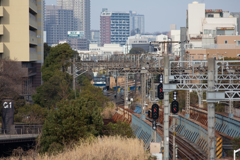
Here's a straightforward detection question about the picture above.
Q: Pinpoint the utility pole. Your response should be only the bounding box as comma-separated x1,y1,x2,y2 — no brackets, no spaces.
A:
151,74,155,101
173,117,176,160
135,74,137,94
185,90,190,118
164,54,169,160
208,58,216,160
124,73,128,109
141,73,146,120
229,78,234,117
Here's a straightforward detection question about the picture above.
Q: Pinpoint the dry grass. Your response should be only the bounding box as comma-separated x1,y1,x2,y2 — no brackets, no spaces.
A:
5,136,150,160
102,102,116,119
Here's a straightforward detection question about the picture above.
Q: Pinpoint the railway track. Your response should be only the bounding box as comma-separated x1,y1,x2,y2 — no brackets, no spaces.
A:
146,117,207,160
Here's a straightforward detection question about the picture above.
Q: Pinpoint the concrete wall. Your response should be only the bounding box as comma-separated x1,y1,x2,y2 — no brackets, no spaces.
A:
216,35,240,44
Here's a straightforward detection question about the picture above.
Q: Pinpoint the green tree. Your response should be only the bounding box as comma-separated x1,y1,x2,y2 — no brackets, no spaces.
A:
38,98,104,154
15,104,48,123
32,43,74,108
32,71,74,108
44,43,51,60
79,80,109,108
41,43,73,82
129,47,145,54
77,72,93,86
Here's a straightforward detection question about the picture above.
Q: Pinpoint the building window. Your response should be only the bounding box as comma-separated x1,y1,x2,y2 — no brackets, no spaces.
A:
237,40,240,46
225,40,228,44
208,14,214,17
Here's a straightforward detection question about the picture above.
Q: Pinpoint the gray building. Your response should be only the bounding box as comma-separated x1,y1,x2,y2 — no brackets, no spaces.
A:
67,39,89,50
45,5,76,45
230,12,240,35
57,0,91,40
129,11,145,35
100,9,130,46
90,30,100,45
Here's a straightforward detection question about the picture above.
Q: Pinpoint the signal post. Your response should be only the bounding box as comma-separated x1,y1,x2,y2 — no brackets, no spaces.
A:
171,91,179,160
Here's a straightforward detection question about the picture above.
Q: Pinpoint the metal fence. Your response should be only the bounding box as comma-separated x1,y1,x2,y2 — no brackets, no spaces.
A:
0,127,41,139
225,106,240,117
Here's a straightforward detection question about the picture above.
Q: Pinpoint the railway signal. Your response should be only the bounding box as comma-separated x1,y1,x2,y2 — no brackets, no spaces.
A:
171,100,179,114
158,83,164,100
158,74,164,99
152,104,159,120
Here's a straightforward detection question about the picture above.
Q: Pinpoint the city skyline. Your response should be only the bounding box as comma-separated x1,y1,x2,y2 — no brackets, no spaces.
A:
46,0,240,33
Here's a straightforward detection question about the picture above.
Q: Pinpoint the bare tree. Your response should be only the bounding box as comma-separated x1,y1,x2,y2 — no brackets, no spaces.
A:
0,58,25,98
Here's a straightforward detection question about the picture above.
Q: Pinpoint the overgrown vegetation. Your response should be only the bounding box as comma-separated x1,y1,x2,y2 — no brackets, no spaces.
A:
5,136,151,160
38,98,104,154
104,121,134,138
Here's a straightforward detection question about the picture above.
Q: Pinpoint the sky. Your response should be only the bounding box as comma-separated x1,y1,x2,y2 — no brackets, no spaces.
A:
45,0,240,33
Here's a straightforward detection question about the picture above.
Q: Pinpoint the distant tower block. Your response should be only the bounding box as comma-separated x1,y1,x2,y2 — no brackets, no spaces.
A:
170,24,176,31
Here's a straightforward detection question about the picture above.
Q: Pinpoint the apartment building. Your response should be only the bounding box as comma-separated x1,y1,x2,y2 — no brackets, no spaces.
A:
100,8,130,46
1,0,44,100
129,11,145,35
57,0,91,40
186,2,237,49
185,1,239,60
186,35,240,60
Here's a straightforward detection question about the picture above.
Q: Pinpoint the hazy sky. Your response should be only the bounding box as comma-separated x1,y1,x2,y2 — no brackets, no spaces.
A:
46,0,240,32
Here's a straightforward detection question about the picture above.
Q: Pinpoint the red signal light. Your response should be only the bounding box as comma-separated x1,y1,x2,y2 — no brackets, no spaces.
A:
160,89,163,92
154,109,156,112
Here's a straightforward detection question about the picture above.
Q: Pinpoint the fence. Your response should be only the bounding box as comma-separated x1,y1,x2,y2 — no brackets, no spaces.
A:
225,106,240,117
0,128,41,139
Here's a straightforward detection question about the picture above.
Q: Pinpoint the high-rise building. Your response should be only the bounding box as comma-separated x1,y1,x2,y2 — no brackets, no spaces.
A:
45,5,75,45
100,8,130,46
1,0,44,99
57,0,91,40
90,30,100,45
170,24,176,31
129,11,145,35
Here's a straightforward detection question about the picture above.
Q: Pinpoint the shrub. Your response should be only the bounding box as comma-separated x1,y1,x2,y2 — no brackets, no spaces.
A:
38,98,104,154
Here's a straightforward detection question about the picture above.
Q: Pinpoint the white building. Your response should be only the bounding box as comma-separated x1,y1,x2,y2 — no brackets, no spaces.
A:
123,34,157,54
156,34,169,54
127,34,156,44
171,30,181,56
187,1,238,49
89,44,123,55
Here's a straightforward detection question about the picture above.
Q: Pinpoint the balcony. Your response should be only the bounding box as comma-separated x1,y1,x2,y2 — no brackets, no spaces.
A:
29,48,37,61
0,43,3,53
0,6,3,17
29,31,37,45
29,14,37,29
29,0,37,14
0,25,3,35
